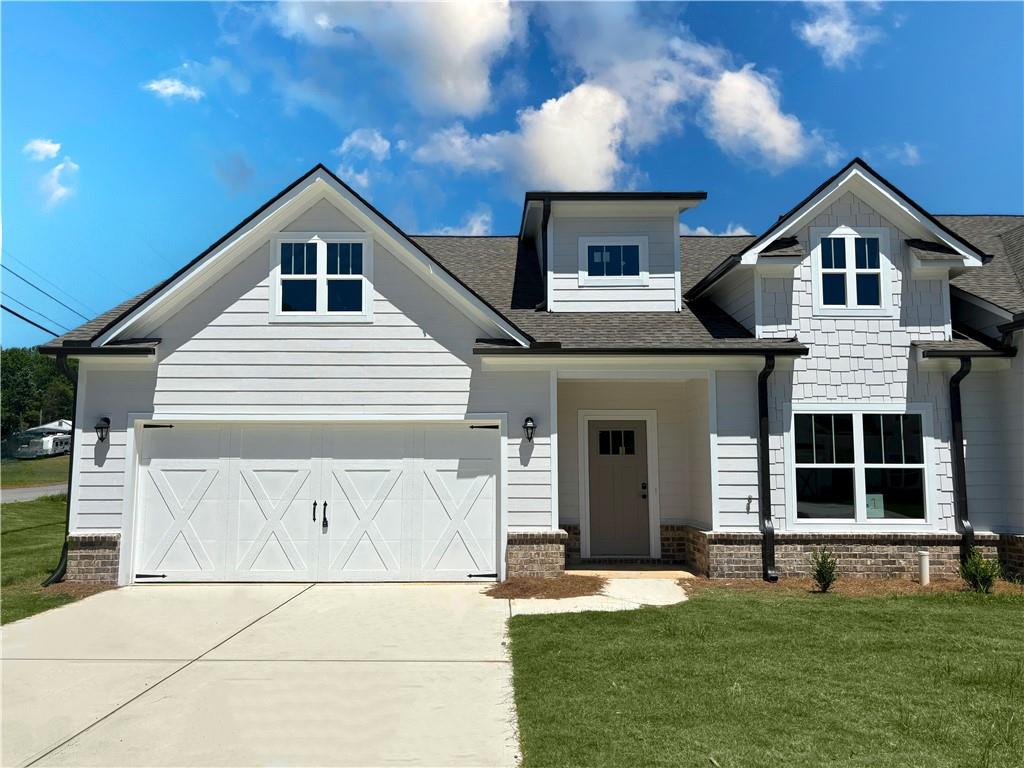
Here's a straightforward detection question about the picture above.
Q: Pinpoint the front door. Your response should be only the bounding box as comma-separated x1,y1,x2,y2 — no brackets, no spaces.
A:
587,420,649,557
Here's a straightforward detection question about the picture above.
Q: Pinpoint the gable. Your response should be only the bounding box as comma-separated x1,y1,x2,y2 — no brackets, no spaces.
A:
91,165,529,348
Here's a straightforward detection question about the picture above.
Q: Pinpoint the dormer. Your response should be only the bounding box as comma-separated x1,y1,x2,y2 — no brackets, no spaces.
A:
520,191,706,313
685,158,991,335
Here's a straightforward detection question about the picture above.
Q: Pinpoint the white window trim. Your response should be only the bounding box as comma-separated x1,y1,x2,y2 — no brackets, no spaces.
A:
783,402,938,532
269,232,374,323
577,235,649,287
809,226,898,319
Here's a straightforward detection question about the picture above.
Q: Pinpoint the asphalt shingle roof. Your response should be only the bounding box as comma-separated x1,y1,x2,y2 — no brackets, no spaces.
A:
940,215,1024,316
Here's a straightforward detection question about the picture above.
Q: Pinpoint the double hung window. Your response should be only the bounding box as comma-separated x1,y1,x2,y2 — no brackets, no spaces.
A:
271,234,373,322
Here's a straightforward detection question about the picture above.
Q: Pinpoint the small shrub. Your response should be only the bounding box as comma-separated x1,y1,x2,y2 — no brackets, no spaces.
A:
808,546,839,592
959,548,1001,593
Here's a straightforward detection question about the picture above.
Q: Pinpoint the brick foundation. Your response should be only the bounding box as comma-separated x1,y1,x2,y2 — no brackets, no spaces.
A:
506,530,568,578
702,531,1002,580
562,523,709,573
66,533,120,584
998,534,1024,581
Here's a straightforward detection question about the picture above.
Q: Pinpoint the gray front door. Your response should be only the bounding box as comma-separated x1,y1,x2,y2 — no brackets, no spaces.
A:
587,420,649,557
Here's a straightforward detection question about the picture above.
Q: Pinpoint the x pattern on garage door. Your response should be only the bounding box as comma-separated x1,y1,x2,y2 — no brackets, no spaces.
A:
134,424,498,582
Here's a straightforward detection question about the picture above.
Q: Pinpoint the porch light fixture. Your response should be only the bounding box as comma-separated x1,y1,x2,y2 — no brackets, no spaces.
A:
522,417,536,442
95,417,111,443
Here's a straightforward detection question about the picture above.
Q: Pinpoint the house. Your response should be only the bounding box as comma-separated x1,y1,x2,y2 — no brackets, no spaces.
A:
41,159,1024,585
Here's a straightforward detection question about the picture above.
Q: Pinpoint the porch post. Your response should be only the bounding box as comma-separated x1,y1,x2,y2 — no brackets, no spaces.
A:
757,354,778,582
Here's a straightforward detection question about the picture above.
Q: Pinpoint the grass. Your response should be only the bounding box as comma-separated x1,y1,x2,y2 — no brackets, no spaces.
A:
0,455,69,488
1,494,103,624
508,586,1024,768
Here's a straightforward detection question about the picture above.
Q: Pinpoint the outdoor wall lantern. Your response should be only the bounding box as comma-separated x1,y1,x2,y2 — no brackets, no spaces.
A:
95,417,111,443
522,416,536,442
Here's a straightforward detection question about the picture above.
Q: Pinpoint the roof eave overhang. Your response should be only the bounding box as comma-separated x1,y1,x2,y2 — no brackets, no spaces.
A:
474,345,808,357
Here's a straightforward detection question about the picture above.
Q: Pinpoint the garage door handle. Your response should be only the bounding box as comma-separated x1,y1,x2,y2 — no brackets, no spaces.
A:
313,501,318,521
322,501,328,531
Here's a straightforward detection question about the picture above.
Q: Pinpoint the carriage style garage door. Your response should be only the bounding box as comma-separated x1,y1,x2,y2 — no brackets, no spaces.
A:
132,422,499,582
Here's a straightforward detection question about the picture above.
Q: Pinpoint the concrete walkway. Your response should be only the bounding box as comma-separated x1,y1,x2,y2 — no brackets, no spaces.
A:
509,576,689,616
1,584,517,767
0,483,67,504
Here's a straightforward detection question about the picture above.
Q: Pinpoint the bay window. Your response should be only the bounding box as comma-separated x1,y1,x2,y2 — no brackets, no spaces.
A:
793,410,929,524
270,234,373,322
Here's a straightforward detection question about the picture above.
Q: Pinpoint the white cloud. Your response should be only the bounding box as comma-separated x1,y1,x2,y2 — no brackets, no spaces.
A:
415,83,628,190
797,2,881,69
337,128,391,162
884,142,921,166
679,222,751,236
703,65,832,171
269,1,522,116
432,207,493,236
337,164,371,190
144,78,205,101
23,138,61,161
40,156,79,207
416,5,836,187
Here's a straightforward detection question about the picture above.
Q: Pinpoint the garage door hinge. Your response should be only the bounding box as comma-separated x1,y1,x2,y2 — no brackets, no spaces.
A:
468,572,498,578
468,424,499,430
143,424,175,429
135,573,167,579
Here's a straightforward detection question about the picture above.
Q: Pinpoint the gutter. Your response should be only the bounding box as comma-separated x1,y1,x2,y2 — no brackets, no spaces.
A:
757,354,778,582
42,354,77,586
473,344,808,357
948,357,974,563
682,254,741,302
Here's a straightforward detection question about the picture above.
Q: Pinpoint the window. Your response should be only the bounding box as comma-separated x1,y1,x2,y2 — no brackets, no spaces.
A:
577,236,649,287
598,429,636,456
271,235,373,322
811,227,893,317
793,410,929,524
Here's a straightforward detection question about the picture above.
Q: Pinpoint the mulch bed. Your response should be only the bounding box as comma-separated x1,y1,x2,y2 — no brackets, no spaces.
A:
486,574,607,600
680,576,1024,597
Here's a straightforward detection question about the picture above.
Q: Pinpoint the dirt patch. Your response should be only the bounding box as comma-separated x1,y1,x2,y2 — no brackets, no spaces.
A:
486,574,607,600
680,576,1024,598
45,582,113,600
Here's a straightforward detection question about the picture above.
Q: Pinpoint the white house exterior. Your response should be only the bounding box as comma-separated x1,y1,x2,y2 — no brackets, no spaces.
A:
42,160,1024,585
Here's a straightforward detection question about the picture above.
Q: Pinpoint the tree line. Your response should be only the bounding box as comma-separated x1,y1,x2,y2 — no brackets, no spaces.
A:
1,347,76,438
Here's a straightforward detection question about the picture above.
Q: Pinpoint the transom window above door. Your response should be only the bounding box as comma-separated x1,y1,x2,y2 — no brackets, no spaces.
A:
270,234,373,323
578,236,649,287
811,227,896,318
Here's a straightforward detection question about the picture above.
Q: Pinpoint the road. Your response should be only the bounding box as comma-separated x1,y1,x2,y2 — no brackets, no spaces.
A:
0,484,67,504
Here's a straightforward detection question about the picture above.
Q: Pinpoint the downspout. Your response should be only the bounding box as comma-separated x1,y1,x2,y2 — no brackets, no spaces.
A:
757,354,778,582
534,198,551,312
42,353,77,586
949,356,973,562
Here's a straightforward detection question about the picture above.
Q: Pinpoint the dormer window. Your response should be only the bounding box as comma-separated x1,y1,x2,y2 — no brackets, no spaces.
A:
270,233,373,323
577,236,649,287
810,227,896,318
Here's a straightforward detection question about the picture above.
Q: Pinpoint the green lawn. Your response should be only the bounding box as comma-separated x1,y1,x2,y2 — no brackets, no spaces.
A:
1,494,78,624
1,455,69,488
508,588,1024,768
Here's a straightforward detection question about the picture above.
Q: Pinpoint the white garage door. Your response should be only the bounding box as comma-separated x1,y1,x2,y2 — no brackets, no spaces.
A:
133,422,499,582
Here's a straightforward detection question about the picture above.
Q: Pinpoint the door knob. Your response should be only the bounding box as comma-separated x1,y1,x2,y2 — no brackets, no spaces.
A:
322,501,329,531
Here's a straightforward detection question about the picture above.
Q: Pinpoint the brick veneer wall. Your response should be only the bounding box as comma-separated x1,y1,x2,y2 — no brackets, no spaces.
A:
702,532,1001,580
561,523,709,573
67,533,120,584
507,530,568,578
998,535,1024,581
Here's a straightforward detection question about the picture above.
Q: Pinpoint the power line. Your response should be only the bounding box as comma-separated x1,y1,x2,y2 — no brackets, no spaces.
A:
1,291,72,332
2,304,59,336
1,248,99,315
0,263,89,321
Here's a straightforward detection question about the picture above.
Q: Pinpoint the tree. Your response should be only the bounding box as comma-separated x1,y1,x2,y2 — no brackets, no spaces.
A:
1,347,76,438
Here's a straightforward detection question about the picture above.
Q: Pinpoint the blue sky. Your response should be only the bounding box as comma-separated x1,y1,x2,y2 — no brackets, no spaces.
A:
3,1,1022,347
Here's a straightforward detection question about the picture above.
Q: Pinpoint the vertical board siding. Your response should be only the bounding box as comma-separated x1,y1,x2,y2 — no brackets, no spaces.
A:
550,215,677,312
70,198,553,536
759,191,956,531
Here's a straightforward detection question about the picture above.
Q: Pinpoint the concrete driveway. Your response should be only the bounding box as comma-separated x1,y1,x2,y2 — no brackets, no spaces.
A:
1,584,516,767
